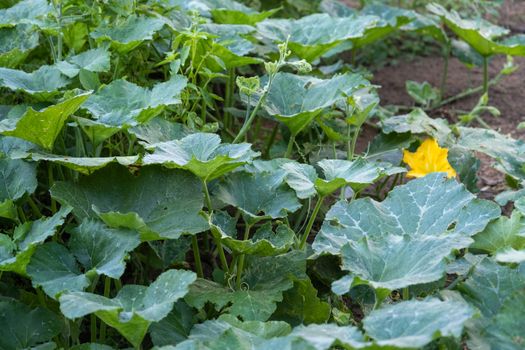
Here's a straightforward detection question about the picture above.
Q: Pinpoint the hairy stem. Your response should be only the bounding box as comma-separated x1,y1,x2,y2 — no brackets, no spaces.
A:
235,224,251,289
192,236,204,278
299,196,325,249
483,56,489,95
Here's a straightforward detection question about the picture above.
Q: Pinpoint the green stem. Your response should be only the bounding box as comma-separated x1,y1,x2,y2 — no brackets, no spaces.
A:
263,124,279,158
48,165,57,214
90,315,97,343
224,68,235,129
483,56,489,95
402,287,409,300
191,235,204,278
17,206,27,222
235,224,251,289
284,134,296,158
233,74,276,143
56,2,62,61
99,277,111,342
299,196,325,249
202,181,229,272
27,197,41,218
347,123,361,161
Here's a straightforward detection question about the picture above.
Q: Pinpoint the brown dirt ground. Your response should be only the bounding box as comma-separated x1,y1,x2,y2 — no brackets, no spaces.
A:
367,0,525,200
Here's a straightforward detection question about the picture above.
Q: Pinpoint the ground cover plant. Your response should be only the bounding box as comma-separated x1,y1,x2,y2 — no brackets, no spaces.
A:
1,0,525,349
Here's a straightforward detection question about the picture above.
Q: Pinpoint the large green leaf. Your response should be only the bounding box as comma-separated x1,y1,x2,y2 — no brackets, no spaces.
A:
0,299,61,350
0,158,37,220
380,108,452,143
468,289,525,350
186,251,306,321
149,302,196,347
82,76,186,129
210,211,295,256
262,72,371,135
215,170,301,224
471,210,525,257
90,15,165,53
60,269,197,348
456,127,525,180
69,219,140,278
0,206,71,275
0,65,70,100
50,165,208,240
282,158,404,198
188,0,278,25
340,234,470,290
143,133,258,181
352,4,413,50
29,154,140,175
129,119,191,146
313,172,500,255
0,93,91,149
175,315,368,350
363,298,474,348
256,14,379,61
173,314,291,349
429,4,525,57
457,258,525,318
55,47,111,78
0,24,39,67
26,241,90,298
0,0,52,29
272,277,330,326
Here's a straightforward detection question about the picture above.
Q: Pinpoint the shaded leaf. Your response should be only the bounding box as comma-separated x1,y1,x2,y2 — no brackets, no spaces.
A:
0,299,61,349
215,170,301,224
51,165,208,240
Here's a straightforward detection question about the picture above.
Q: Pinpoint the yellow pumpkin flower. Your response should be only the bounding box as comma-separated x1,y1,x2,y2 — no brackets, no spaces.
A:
403,138,457,179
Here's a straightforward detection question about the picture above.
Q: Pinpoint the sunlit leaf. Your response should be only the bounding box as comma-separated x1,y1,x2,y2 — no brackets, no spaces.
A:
363,298,474,348
0,93,91,149
313,172,500,255
143,133,258,181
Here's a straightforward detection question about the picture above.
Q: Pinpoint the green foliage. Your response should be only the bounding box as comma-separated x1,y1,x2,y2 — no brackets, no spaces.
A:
0,0,522,348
